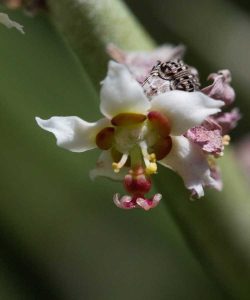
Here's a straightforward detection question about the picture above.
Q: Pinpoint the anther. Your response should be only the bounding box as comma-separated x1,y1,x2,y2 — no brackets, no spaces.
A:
149,153,156,162
112,153,129,173
140,141,158,174
111,113,146,126
147,111,171,138
96,127,115,150
223,135,230,146
145,162,157,175
152,136,172,160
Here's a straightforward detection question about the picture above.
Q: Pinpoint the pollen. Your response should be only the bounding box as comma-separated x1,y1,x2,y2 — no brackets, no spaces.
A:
145,162,158,175
222,135,231,146
149,153,156,163
112,162,121,173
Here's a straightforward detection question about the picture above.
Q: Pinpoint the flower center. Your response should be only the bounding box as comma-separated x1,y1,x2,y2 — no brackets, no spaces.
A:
95,112,172,169
95,111,173,210
113,123,147,154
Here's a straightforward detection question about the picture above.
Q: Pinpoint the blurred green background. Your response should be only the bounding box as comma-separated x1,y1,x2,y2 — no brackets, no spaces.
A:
0,1,250,299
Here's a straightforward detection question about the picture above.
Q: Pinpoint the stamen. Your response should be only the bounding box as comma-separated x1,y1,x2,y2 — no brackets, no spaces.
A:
145,163,157,175
223,135,231,146
207,155,216,167
112,152,129,173
149,153,156,163
111,148,131,167
140,141,157,174
213,135,231,158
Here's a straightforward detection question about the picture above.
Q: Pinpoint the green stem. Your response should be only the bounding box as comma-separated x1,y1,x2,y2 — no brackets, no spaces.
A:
47,0,154,87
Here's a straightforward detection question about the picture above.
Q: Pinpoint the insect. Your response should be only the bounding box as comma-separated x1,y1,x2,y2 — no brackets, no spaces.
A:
142,60,200,97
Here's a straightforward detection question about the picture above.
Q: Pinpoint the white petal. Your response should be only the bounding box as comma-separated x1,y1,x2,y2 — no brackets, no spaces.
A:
100,61,151,118
0,13,24,34
159,136,215,198
151,90,223,135
90,150,128,181
36,116,109,152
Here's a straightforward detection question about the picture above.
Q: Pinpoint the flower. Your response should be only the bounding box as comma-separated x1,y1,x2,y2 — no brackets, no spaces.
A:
36,60,224,210
108,46,240,198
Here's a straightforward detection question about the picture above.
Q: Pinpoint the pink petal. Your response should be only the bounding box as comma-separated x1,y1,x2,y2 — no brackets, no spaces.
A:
211,108,241,135
113,194,161,210
136,194,162,211
185,124,223,155
113,194,136,210
202,70,235,105
208,163,223,191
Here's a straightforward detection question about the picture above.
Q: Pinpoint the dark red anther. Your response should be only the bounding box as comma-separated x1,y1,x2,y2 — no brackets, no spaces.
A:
111,113,146,126
151,136,172,160
147,111,171,138
95,127,115,150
